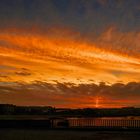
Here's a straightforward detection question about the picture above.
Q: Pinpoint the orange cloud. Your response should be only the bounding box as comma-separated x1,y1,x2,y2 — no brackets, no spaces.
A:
0,27,140,84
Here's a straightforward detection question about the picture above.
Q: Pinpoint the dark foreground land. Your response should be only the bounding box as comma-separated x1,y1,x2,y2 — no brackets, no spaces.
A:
0,129,140,140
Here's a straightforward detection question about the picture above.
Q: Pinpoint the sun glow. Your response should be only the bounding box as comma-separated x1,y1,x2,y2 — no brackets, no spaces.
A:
95,97,99,108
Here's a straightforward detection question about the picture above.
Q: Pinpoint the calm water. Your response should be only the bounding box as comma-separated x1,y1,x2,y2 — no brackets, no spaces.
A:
0,129,140,140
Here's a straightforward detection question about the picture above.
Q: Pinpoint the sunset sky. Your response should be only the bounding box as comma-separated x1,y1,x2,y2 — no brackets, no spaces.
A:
0,0,140,108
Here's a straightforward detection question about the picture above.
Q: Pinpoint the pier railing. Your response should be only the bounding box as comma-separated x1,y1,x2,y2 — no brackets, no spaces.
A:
67,118,140,128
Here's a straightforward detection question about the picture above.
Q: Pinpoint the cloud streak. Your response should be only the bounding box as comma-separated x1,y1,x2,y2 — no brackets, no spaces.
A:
0,27,140,84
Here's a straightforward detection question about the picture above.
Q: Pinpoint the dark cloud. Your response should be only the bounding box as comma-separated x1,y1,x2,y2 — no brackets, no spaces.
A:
14,68,32,76
0,74,11,80
0,81,140,107
0,75,9,78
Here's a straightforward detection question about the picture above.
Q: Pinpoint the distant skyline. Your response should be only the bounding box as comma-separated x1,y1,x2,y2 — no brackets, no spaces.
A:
0,0,140,108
